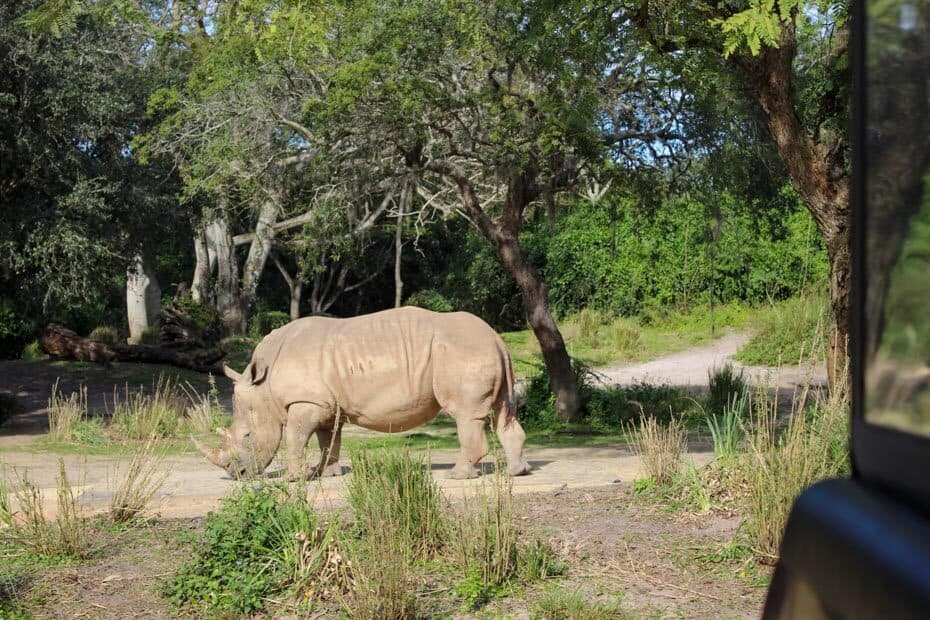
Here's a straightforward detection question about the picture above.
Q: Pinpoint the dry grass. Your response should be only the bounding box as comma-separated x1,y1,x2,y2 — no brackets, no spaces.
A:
108,435,172,523
47,382,89,443
110,376,188,440
182,375,225,435
1,460,89,559
739,369,849,562
626,415,685,486
606,316,642,356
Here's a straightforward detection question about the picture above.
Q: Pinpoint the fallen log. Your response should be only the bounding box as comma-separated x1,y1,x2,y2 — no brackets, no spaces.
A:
40,324,224,373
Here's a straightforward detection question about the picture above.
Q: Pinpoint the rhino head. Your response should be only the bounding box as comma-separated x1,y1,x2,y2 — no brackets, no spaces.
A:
193,361,282,479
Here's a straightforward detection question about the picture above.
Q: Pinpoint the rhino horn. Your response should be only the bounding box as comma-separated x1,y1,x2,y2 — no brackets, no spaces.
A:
223,364,243,382
192,436,231,469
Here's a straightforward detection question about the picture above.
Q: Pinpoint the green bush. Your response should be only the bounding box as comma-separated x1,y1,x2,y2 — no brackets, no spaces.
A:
0,301,34,360
168,484,342,616
88,326,120,344
405,289,454,313
19,340,43,360
707,362,748,417
166,298,224,345
248,310,290,340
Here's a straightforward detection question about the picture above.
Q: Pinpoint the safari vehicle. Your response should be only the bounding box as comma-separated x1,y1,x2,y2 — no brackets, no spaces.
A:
762,1,930,618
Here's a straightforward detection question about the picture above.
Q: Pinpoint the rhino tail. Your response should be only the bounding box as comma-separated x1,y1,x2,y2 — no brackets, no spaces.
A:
497,344,518,427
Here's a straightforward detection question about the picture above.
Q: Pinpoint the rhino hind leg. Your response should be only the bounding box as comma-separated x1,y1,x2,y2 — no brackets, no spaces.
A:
449,415,488,479
495,403,531,476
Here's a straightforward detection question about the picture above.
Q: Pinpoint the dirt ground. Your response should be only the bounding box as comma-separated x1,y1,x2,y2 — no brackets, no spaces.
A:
0,334,821,618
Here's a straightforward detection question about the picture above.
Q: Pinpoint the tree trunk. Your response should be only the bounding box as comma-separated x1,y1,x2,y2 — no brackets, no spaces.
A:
394,183,407,307
734,20,850,388
125,253,162,344
205,205,244,335
428,161,580,421
239,193,280,326
272,252,303,321
191,225,212,304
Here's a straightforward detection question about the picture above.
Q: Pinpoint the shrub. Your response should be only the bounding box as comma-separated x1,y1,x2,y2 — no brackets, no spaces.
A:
19,340,44,360
736,293,828,365
707,362,748,417
168,484,346,616
575,308,603,341
88,326,119,344
606,316,641,356
405,288,454,313
220,336,255,369
248,311,290,340
139,326,161,345
0,301,34,360
626,416,685,486
165,297,224,345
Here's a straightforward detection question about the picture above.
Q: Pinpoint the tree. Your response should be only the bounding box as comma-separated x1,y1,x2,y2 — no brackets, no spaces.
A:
316,0,689,420
632,1,851,384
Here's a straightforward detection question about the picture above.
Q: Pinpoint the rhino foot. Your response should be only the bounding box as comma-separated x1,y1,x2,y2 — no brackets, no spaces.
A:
448,466,481,480
509,460,532,476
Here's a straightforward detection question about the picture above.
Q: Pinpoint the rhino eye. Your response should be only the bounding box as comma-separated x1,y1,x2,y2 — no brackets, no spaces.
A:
242,431,252,439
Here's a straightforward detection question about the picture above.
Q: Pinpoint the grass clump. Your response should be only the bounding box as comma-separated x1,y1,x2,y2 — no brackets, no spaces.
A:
739,378,849,562
736,294,828,365
168,483,347,616
88,326,119,344
706,391,747,463
533,586,629,620
47,383,102,444
1,460,89,560
707,362,747,416
110,376,187,440
182,375,226,435
626,416,685,487
19,340,43,360
108,436,171,523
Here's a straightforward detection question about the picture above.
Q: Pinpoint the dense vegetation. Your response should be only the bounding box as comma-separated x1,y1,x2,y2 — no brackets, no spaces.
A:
0,0,846,415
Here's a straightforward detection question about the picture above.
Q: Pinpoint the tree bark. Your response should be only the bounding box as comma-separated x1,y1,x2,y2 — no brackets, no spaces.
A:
733,19,851,387
191,225,212,305
205,204,244,335
394,183,408,308
239,192,280,325
125,253,162,344
428,161,580,421
272,252,303,320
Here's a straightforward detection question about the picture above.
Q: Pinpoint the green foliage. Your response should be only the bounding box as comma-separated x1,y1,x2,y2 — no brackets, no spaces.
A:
706,392,748,463
533,587,629,620
19,341,44,361
0,301,34,360
166,298,224,345
522,362,694,432
88,326,119,344
714,0,799,57
248,310,291,340
736,293,829,365
405,289,454,313
167,484,332,616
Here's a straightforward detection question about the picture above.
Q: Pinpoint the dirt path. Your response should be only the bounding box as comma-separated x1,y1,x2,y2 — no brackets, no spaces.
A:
0,332,824,519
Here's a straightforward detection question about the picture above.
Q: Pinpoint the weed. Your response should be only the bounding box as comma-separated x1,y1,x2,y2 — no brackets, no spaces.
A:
679,461,712,514
626,416,685,487
340,520,419,620
1,460,89,560
706,391,747,462
110,376,187,440
347,449,447,558
46,382,91,443
520,539,568,581
739,372,849,562
168,484,345,616
707,362,747,417
532,586,629,619
108,436,171,523
182,375,225,435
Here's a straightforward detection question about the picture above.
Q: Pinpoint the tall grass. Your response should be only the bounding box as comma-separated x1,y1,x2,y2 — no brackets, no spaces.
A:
739,374,849,562
1,460,89,560
110,376,187,440
707,362,747,416
108,435,172,522
626,416,685,486
47,382,92,443
736,293,829,365
706,391,747,463
347,449,446,558
182,375,225,435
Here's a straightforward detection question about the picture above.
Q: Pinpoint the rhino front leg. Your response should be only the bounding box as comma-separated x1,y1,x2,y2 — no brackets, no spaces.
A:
284,403,328,481
449,415,488,479
311,426,344,478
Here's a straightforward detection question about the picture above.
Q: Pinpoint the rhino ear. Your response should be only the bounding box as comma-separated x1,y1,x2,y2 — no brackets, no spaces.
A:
223,364,243,382
250,361,268,386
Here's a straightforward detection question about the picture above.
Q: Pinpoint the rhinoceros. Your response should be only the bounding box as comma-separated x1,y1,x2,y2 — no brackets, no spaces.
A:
194,306,531,480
